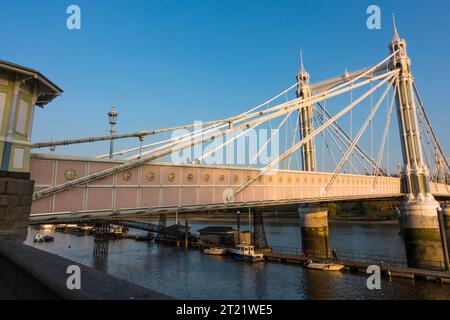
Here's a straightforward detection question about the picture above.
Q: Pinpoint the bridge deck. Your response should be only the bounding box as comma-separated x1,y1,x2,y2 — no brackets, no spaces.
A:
29,153,450,223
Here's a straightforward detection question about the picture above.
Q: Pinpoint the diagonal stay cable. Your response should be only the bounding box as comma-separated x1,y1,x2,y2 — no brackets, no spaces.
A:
325,76,396,192
372,82,398,188
231,71,398,199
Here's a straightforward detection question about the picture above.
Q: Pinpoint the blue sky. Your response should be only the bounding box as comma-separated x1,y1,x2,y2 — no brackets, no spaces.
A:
1,0,449,165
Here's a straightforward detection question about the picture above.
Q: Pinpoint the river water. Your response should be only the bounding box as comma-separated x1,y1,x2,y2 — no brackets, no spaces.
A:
24,218,450,300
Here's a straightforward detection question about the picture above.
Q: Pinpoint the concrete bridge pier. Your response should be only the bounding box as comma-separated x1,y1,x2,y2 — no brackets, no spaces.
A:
400,198,445,270
298,204,330,259
442,204,450,258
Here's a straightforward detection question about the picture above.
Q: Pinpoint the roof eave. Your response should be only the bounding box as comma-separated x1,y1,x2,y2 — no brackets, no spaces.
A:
0,59,63,106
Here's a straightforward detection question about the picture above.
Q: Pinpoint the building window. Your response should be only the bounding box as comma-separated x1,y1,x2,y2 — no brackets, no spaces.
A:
12,148,24,169
15,99,28,135
0,76,8,86
0,92,6,128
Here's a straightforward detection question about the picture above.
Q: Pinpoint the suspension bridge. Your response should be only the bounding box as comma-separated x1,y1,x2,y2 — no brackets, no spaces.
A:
0,19,449,270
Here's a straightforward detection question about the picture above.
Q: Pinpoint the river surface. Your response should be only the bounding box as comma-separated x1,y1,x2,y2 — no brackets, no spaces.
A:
24,218,450,300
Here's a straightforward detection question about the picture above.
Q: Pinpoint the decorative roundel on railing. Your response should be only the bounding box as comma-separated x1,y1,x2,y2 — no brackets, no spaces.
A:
258,176,263,182
122,170,132,181
203,174,210,182
246,175,251,182
219,174,225,182
187,173,194,182
168,172,176,182
296,177,300,183
233,175,239,183
146,171,155,182
64,168,77,181
268,176,273,183
278,176,283,183
288,176,292,183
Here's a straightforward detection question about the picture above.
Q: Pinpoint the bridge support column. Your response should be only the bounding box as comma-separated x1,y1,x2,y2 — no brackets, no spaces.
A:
298,204,329,258
442,204,450,259
389,23,446,270
296,51,317,172
400,199,444,269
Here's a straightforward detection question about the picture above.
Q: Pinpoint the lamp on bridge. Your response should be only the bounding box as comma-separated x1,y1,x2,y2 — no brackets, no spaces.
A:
108,106,118,159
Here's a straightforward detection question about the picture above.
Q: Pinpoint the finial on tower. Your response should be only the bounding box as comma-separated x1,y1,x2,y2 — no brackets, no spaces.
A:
300,49,305,73
392,13,400,41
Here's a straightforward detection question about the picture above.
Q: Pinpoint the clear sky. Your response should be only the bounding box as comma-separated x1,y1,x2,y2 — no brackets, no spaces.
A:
1,0,449,164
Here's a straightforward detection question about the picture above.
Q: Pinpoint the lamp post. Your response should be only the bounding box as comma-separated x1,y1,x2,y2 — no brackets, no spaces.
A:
108,106,118,159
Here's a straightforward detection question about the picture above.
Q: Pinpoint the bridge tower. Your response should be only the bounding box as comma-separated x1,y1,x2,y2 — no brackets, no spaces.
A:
296,53,330,259
389,19,445,269
296,51,317,172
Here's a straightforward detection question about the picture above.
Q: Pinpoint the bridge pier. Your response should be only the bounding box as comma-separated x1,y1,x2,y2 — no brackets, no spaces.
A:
298,204,330,259
442,204,450,259
400,198,444,269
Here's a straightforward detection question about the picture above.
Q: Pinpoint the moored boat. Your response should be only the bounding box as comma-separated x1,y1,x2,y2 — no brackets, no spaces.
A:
135,234,153,242
228,244,265,262
33,234,44,243
305,260,344,271
43,235,54,242
203,247,228,255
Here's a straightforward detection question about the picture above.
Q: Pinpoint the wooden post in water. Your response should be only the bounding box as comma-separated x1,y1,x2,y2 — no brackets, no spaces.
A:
184,217,189,250
236,210,241,245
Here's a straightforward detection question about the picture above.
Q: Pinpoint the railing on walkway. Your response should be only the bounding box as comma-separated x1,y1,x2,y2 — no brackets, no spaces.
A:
270,246,448,270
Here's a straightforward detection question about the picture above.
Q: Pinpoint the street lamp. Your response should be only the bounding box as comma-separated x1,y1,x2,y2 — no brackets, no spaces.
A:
108,106,118,159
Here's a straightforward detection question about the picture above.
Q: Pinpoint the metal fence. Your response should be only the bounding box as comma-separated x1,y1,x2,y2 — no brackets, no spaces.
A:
270,246,448,270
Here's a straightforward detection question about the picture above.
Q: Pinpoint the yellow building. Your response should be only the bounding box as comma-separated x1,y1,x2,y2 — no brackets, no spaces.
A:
0,59,62,175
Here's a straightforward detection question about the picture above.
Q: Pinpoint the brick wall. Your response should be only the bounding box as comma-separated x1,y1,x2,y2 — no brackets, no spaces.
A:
0,173,34,242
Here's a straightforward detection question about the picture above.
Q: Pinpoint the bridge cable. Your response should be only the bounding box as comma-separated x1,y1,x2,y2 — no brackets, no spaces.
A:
32,52,399,150
413,83,450,172
313,115,338,168
372,82,398,189
313,108,358,173
33,61,400,200
325,76,397,192
231,72,398,198
315,102,387,175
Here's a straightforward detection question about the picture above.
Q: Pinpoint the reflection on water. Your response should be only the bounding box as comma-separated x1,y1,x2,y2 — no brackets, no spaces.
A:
24,219,450,300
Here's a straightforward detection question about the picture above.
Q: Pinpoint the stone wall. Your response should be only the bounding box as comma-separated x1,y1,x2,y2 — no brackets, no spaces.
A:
0,172,34,242
0,240,172,300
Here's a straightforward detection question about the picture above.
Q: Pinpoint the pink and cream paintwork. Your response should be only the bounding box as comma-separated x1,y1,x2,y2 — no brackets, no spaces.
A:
30,153,449,217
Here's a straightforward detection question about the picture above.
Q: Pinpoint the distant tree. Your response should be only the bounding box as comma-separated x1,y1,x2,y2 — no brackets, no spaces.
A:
327,203,337,218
